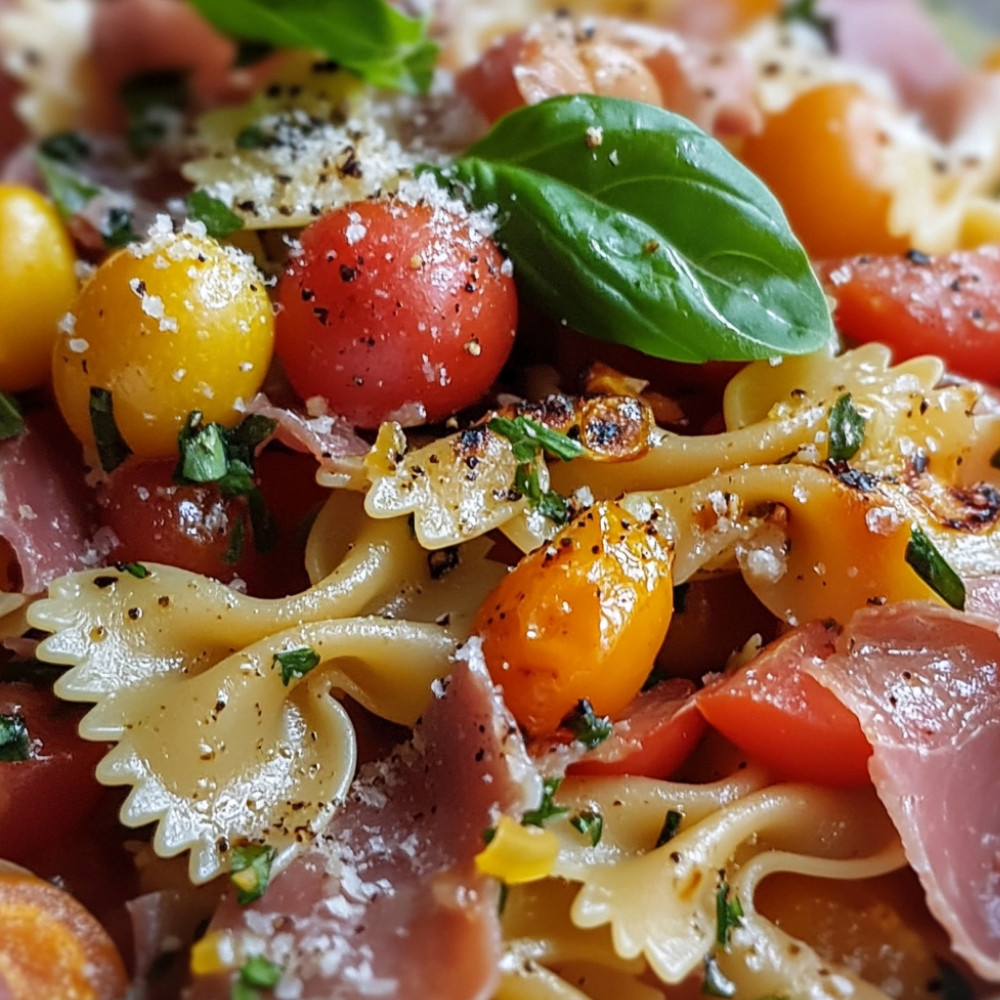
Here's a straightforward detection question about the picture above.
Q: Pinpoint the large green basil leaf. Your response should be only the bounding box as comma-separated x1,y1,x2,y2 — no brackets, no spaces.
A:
185,0,438,95
439,95,833,362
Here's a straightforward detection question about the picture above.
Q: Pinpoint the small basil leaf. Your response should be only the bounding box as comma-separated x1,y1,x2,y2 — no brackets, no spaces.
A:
656,808,683,847
522,776,569,827
116,561,150,579
89,388,133,473
0,713,30,762
229,843,276,905
237,954,282,989
36,153,101,220
38,131,90,165
0,392,25,440
715,881,744,949
186,189,245,239
561,699,612,748
178,417,228,482
183,0,438,94
437,95,832,364
120,69,188,156
274,647,320,686
827,392,866,462
906,524,966,611
102,206,140,248
569,809,603,846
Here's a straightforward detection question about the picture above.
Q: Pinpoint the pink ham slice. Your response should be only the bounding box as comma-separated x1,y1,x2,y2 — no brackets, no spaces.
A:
807,602,1000,982
186,651,540,1000
0,412,99,593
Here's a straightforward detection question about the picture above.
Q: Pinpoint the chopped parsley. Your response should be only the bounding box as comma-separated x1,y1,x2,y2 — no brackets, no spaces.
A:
569,809,603,846
561,699,612,749
235,123,276,150
231,954,282,1000
655,808,683,847
89,388,133,473
827,392,866,462
186,189,245,239
229,843,276,905
905,524,966,610
273,647,320,686
714,881,744,949
102,206,141,248
116,561,150,579
0,392,24,440
522,777,569,827
0,713,30,762
488,415,584,525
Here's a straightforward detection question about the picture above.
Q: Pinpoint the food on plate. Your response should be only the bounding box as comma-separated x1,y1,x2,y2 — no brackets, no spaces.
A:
1,0,999,997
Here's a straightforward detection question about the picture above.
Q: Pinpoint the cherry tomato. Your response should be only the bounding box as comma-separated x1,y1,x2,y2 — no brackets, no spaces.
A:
696,623,873,787
817,245,1000,385
473,501,675,738
0,681,106,868
568,678,706,779
275,198,518,429
0,864,128,1000
739,83,908,260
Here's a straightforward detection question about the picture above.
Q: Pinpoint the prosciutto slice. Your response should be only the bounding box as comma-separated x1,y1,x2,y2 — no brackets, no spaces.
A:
807,602,1000,982
186,649,541,1000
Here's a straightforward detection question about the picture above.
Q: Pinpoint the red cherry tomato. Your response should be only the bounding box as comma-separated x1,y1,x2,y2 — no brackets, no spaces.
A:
0,681,106,866
275,198,518,429
817,245,1000,385
696,623,873,787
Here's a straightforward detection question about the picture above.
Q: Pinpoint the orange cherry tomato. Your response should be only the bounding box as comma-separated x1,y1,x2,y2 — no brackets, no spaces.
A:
0,866,129,1000
473,501,675,737
739,83,909,260
696,622,873,787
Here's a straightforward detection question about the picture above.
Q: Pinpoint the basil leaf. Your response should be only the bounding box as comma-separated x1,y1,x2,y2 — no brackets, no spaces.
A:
0,392,24,440
186,189,245,239
38,131,90,165
827,392,866,461
522,777,569,827
230,843,276,905
906,524,966,610
438,95,832,363
102,206,141,248
237,954,282,989
0,713,30,762
715,881,744,949
120,69,188,156
178,416,229,482
274,647,320,686
569,809,603,846
36,153,101,219
656,808,683,847
184,0,438,94
89,388,133,473
116,561,150,579
561,699,612,749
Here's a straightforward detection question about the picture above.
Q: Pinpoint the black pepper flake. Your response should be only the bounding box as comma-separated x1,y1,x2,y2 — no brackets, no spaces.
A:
340,264,357,283
905,248,932,266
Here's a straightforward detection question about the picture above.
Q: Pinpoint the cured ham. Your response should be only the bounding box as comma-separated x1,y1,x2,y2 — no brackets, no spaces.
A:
186,651,541,1000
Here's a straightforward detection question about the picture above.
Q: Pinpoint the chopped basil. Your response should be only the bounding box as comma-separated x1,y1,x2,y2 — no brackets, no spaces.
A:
186,189,245,239
120,69,188,156
0,392,24,440
224,516,247,565
232,954,282,1000
274,647,321,686
183,0,438,94
715,881,744,949
780,0,836,50
433,95,832,365
235,123,275,150
116,561,150,579
229,843,276,905
38,131,90,165
827,392,866,462
0,713,30,762
702,954,737,998
569,809,603,846
522,777,569,827
905,524,966,611
89,388,133,473
561,699,612,749
102,206,141,248
36,152,101,219
656,808,683,847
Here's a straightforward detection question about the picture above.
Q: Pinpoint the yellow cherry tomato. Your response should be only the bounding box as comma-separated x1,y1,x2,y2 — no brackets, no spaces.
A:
473,500,675,738
0,184,77,392
739,83,909,260
52,226,274,458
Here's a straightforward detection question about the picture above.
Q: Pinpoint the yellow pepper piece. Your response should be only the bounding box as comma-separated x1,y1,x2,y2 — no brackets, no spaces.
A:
475,816,559,884
189,931,239,977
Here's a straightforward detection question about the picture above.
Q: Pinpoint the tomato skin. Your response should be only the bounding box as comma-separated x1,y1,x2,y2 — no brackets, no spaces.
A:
818,245,1000,385
568,678,706,779
0,681,107,867
696,623,873,787
275,198,518,429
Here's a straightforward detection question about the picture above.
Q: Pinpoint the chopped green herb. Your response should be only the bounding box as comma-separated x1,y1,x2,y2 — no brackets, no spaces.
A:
827,392,866,462
274,647,321,686
702,954,737,998
780,0,836,50
534,489,572,525
715,881,744,949
38,131,90,165
120,69,188,156
0,392,24,440
569,809,603,846
0,714,30,762
905,524,966,610
89,388,133,473
224,515,247,565
522,777,569,827
235,123,275,150
656,808,683,847
116,561,150,579
231,954,282,1000
229,843,276,905
186,189,245,239
102,206,140,248
561,699,612,749
36,152,100,220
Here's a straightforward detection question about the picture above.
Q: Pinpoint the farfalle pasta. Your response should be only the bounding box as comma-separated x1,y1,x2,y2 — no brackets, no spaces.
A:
1,1,1000,999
